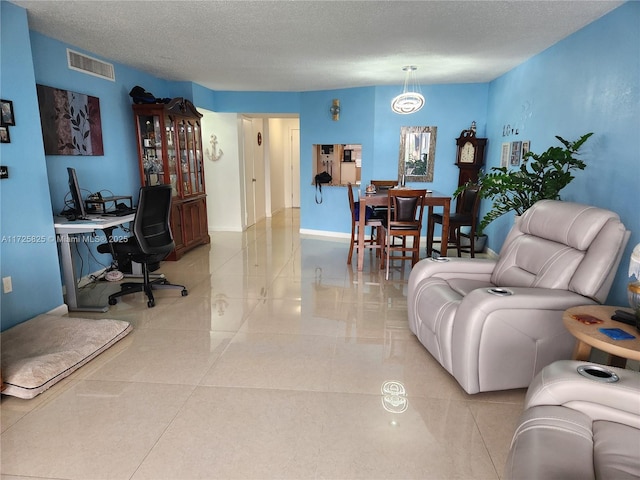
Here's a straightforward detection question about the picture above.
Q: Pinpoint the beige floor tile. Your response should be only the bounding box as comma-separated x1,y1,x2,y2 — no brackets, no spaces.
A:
131,387,326,480
1,381,193,479
240,297,343,337
315,393,499,479
200,332,336,391
86,328,234,385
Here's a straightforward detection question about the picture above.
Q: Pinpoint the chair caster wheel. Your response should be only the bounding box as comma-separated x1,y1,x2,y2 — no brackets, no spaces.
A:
108,298,117,305
181,289,188,296
147,300,155,308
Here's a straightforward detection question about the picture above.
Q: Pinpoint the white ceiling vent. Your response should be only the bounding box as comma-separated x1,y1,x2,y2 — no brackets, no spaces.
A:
67,49,115,81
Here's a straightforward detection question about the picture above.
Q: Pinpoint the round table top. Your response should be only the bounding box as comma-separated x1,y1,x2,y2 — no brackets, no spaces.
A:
563,305,640,361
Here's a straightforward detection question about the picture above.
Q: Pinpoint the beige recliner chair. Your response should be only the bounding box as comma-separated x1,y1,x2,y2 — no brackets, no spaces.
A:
408,200,629,394
504,360,640,480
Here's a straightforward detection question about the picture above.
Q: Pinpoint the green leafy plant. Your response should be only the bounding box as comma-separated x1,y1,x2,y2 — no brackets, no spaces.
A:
456,133,593,235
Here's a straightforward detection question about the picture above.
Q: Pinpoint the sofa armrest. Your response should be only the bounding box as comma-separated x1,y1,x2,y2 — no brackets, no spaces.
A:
409,257,496,288
504,405,595,480
525,360,640,428
450,289,597,393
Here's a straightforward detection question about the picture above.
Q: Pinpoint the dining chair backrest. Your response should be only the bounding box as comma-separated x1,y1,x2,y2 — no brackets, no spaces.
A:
371,179,398,190
456,184,481,215
347,182,358,221
387,189,428,225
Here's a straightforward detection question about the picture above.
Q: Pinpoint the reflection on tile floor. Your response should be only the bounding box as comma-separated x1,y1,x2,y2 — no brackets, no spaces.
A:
1,209,525,479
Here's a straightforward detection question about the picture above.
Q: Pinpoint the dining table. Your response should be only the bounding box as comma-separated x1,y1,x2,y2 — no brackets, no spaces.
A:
356,188,452,271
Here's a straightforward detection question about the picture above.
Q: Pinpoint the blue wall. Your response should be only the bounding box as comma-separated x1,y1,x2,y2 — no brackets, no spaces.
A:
0,3,63,326
1,0,637,328
484,1,639,305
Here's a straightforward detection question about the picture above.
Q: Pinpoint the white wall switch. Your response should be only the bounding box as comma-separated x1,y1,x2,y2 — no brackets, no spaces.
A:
3,276,12,293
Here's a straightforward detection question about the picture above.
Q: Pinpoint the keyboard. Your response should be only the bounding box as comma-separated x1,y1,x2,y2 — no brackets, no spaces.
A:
103,208,136,217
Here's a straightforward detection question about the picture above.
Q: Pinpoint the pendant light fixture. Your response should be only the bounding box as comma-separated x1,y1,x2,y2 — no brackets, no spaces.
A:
391,66,425,115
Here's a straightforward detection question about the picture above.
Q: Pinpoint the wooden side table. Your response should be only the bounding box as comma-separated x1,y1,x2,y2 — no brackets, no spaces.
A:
563,305,640,367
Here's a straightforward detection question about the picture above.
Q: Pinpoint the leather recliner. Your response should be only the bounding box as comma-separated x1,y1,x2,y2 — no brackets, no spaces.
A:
504,360,640,480
407,200,630,394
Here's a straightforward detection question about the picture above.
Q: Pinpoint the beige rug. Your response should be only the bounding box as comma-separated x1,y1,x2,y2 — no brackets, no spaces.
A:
1,314,132,399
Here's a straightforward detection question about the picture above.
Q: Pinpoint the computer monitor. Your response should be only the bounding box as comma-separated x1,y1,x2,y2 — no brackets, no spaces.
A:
67,167,88,219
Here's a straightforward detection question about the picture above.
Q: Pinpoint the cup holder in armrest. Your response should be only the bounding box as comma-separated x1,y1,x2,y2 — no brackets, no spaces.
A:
430,256,450,262
487,287,513,296
577,364,620,383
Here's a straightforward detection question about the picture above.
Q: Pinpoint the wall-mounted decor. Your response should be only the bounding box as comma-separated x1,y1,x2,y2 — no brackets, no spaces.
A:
398,126,437,182
36,84,104,155
0,126,10,143
510,140,523,166
500,142,510,168
1,99,15,126
205,133,223,162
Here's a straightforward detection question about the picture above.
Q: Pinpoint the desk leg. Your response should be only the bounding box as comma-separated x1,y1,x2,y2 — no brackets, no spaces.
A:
58,233,108,313
440,199,450,257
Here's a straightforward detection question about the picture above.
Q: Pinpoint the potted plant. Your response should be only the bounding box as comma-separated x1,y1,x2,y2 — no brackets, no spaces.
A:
457,133,593,237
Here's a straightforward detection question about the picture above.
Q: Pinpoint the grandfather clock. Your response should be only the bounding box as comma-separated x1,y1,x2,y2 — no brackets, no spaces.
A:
455,128,487,187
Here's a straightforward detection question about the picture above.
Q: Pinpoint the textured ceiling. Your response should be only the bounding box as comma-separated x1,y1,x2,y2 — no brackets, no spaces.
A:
13,0,622,92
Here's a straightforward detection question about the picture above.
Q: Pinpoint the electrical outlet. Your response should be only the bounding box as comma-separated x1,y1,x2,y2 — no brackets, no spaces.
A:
3,276,12,293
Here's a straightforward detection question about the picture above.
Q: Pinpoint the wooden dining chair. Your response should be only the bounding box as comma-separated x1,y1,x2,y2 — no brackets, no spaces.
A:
347,183,385,266
427,184,482,257
384,188,427,279
370,180,399,218
371,179,398,190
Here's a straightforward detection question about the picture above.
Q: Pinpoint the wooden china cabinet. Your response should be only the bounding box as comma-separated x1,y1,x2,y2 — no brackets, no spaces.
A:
132,98,209,260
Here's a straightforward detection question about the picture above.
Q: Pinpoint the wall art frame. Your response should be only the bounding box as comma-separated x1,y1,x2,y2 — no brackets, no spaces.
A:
0,126,10,143
0,99,15,126
36,84,104,156
398,125,437,183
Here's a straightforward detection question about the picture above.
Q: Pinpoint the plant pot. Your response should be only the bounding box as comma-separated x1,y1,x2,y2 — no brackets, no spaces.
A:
459,230,487,253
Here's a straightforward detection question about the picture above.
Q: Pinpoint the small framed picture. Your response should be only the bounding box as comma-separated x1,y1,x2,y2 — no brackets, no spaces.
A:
0,99,15,126
0,126,10,143
510,140,523,166
500,142,510,168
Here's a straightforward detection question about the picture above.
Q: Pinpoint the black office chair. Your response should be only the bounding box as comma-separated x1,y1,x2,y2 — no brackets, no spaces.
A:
100,185,187,307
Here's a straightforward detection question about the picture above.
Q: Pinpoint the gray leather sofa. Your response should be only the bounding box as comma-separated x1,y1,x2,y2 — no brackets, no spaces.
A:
408,200,629,393
504,360,640,480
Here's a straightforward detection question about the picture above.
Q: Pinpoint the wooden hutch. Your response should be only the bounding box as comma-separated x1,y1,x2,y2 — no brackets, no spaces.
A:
132,98,209,260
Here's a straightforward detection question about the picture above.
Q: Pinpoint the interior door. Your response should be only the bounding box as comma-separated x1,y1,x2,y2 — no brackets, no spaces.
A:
291,128,300,208
252,118,266,222
242,117,256,228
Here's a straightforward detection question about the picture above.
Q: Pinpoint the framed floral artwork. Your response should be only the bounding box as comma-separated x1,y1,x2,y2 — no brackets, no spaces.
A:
36,84,104,155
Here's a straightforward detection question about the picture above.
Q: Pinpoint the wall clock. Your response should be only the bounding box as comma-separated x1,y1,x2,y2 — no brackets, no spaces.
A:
455,129,487,187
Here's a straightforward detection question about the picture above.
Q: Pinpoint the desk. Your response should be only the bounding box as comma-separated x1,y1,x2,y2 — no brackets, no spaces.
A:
356,190,451,271
54,214,135,312
563,305,640,367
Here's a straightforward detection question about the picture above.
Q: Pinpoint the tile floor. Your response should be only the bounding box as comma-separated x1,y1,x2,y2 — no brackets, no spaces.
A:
1,209,525,479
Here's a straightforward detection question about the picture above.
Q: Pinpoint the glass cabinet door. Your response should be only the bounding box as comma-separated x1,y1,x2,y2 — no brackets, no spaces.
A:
193,121,205,194
165,114,179,196
138,114,163,186
177,119,190,196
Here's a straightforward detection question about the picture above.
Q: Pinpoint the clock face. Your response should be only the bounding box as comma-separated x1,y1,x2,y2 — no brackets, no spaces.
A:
460,142,475,163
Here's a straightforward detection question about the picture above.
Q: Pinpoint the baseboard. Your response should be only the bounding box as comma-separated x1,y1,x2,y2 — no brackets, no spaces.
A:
47,304,69,316
300,229,350,240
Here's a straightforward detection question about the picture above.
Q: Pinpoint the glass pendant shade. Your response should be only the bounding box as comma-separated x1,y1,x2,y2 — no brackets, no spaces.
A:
391,66,425,114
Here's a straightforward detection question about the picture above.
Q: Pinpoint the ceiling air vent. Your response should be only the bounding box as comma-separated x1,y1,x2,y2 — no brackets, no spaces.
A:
67,49,115,81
